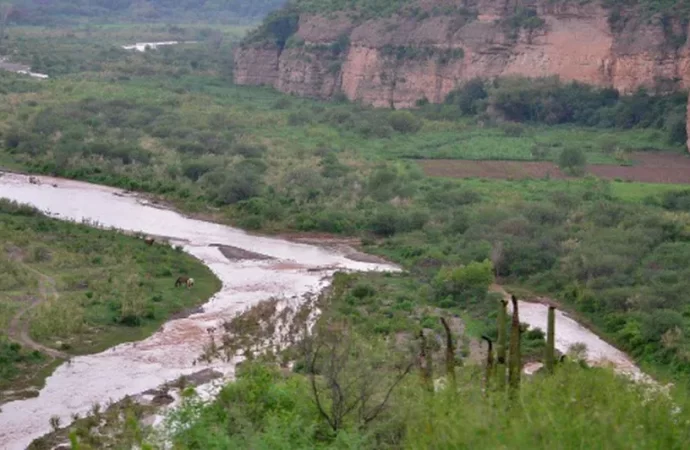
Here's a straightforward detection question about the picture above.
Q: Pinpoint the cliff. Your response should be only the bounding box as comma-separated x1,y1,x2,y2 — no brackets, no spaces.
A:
234,0,690,109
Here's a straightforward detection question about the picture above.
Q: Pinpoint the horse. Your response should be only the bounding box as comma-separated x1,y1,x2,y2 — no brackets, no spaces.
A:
144,237,155,246
175,276,195,288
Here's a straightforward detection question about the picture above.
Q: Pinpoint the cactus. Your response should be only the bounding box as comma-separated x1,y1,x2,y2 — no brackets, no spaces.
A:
440,317,456,389
545,305,556,374
481,335,494,392
69,430,80,450
508,295,521,393
496,299,508,388
418,330,434,393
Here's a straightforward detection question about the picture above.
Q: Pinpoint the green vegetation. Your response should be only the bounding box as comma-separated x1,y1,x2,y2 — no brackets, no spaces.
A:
290,0,410,20
558,146,587,176
501,7,546,40
380,44,464,63
0,24,689,382
152,293,690,450
443,76,688,146
4,0,285,25
3,22,690,449
0,24,242,77
0,198,220,392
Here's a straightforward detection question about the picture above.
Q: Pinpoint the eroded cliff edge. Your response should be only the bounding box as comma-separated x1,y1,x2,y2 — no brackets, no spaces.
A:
234,0,690,109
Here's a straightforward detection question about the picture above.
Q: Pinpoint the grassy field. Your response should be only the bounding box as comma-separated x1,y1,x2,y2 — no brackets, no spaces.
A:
0,199,220,397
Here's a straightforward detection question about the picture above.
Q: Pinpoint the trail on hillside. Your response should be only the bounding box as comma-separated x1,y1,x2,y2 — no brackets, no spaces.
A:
7,264,68,360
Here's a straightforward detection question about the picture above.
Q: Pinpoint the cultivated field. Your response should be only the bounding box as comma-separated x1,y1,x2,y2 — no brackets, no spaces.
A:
420,152,690,184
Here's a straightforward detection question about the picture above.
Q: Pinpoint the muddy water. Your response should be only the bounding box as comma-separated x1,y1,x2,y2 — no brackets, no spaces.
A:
517,302,650,382
0,173,396,449
0,172,647,448
122,41,196,52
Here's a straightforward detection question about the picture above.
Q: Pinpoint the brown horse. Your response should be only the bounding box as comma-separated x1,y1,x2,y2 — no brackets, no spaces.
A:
175,276,195,288
144,237,155,246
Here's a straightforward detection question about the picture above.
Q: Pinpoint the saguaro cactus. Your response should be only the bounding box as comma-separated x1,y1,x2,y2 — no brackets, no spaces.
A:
545,305,556,374
496,299,508,388
481,335,494,392
508,295,521,393
440,317,456,388
418,330,434,393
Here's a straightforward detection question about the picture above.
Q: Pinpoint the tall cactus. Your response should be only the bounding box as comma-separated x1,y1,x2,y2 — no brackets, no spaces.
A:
418,330,434,393
440,317,456,389
496,299,508,389
508,295,521,393
545,305,556,374
481,335,494,393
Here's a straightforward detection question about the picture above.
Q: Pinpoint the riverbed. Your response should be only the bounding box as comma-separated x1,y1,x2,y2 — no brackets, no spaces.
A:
122,41,196,52
0,172,648,449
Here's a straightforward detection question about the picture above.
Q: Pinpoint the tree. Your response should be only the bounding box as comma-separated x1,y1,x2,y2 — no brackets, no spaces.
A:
434,259,495,301
302,321,413,432
558,146,587,176
389,111,422,133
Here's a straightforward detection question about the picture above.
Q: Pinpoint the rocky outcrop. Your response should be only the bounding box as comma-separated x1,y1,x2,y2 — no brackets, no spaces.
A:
234,0,690,148
236,1,690,106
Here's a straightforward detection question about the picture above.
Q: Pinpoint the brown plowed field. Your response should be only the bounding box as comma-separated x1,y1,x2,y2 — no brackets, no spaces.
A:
420,152,690,184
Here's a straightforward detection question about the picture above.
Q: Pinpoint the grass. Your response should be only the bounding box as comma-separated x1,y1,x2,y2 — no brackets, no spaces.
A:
362,125,679,163
0,199,221,394
610,181,690,202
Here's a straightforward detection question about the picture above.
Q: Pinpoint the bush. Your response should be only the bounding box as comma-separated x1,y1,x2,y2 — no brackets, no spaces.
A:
661,190,690,211
558,146,587,176
212,171,263,205
233,143,267,158
434,259,494,301
445,78,488,115
182,159,216,181
287,109,314,126
500,122,525,137
389,111,422,134
368,208,400,237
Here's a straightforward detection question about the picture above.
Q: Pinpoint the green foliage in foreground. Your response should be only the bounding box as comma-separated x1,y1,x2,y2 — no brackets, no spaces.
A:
0,198,220,387
160,361,690,450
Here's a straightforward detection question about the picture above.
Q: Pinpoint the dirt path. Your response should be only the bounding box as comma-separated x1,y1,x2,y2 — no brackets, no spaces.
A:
7,265,68,360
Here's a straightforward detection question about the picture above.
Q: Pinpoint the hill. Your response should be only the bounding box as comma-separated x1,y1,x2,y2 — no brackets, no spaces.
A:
3,0,287,25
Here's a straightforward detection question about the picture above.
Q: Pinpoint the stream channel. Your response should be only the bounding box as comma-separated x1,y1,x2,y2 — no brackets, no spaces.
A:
0,172,647,449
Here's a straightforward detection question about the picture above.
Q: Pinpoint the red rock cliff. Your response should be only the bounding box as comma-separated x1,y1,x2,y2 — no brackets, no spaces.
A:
234,0,690,147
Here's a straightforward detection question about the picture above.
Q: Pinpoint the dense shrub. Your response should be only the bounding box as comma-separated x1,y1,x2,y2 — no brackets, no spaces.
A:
388,111,422,134
434,259,494,302
444,78,488,115
443,76,687,145
558,147,587,176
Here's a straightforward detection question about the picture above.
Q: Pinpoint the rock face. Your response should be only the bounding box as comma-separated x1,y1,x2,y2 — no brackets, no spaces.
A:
234,0,690,150
234,0,690,108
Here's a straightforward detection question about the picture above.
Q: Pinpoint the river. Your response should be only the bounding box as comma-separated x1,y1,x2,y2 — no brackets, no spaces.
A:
0,172,647,449
122,41,196,52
